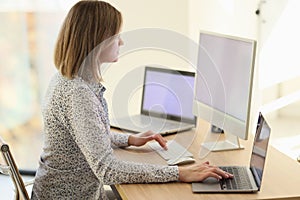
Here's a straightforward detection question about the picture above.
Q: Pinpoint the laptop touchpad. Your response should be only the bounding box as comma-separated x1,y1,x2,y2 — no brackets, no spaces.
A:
192,177,220,192
202,177,219,184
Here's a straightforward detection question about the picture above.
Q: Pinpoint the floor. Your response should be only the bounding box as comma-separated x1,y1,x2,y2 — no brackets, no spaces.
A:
0,114,299,199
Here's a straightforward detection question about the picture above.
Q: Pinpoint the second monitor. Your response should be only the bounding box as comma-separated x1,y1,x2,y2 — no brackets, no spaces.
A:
193,31,257,151
110,66,196,135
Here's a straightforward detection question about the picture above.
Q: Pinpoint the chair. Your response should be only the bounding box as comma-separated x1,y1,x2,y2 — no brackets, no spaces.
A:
0,136,33,200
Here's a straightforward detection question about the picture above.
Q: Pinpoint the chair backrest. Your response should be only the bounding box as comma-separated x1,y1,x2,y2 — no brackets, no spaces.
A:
0,136,30,200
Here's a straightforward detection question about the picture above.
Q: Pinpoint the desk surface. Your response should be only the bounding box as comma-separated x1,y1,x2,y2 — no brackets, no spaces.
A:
113,119,300,200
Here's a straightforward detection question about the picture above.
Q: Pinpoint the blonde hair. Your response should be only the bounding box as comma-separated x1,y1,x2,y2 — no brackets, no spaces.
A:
54,0,122,81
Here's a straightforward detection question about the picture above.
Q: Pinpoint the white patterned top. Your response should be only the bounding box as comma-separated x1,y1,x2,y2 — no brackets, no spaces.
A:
31,72,179,200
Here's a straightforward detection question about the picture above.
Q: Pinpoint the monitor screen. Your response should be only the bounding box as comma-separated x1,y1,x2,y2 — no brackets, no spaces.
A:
142,67,195,124
193,31,256,144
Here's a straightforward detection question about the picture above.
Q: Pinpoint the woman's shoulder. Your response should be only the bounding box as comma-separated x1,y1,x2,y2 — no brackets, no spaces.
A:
48,73,104,103
52,73,91,92
45,73,94,103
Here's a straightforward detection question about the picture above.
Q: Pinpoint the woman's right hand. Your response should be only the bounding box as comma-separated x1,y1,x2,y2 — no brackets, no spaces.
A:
178,161,233,182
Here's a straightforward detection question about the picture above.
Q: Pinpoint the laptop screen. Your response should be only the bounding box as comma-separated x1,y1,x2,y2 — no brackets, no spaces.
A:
250,113,271,190
141,67,196,124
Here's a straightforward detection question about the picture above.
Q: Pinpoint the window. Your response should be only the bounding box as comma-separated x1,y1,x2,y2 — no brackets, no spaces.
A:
0,0,76,170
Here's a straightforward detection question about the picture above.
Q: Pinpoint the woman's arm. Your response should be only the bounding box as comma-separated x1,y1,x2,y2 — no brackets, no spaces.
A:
128,131,167,149
109,128,167,149
70,86,179,185
109,130,130,147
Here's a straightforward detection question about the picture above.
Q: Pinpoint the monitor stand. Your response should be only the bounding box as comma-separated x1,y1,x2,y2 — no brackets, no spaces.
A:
201,132,244,152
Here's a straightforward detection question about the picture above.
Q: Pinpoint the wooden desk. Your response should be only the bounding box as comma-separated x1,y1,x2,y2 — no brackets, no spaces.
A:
113,119,300,200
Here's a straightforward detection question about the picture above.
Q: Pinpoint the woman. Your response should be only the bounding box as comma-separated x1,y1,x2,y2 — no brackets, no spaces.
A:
32,1,232,199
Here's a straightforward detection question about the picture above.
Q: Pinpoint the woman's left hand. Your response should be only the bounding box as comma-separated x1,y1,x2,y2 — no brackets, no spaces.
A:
128,130,168,149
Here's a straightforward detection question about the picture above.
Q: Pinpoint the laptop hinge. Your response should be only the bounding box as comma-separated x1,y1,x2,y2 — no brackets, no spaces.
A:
250,166,261,189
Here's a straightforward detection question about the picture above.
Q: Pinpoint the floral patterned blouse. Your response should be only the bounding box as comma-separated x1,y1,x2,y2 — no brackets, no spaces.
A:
31,72,179,200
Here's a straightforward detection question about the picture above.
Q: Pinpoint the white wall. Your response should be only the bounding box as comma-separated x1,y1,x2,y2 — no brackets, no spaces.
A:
278,78,300,118
188,0,259,41
110,0,189,34
104,0,300,121
257,0,300,118
104,0,191,118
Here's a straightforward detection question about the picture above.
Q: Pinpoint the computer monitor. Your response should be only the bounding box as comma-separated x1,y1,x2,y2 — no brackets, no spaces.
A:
193,31,256,151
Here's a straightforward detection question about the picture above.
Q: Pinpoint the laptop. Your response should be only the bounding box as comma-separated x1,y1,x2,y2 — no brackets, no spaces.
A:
110,66,196,135
192,112,271,193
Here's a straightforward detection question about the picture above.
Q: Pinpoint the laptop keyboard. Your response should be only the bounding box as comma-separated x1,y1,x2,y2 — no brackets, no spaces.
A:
148,140,193,160
219,166,252,190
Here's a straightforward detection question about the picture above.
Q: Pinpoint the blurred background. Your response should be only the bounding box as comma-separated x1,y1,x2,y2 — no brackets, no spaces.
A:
0,0,299,171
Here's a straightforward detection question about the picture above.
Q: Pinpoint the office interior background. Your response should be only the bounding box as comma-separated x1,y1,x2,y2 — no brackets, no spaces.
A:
0,0,299,174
